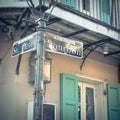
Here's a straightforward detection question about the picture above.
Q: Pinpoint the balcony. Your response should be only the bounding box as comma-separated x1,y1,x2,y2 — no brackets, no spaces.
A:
0,0,119,30
56,0,120,30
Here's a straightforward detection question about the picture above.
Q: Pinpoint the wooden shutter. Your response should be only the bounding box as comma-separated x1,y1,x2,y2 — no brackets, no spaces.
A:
107,83,120,120
60,73,78,120
100,0,110,24
60,0,77,9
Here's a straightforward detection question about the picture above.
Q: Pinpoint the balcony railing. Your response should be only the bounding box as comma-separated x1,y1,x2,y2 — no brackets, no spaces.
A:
0,0,119,30
56,0,120,30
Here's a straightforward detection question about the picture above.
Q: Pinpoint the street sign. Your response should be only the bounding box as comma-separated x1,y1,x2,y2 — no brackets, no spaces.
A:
11,32,38,57
12,32,83,59
46,32,83,59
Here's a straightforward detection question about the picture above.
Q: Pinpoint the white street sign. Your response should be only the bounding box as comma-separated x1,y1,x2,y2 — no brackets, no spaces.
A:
46,32,83,59
12,32,83,59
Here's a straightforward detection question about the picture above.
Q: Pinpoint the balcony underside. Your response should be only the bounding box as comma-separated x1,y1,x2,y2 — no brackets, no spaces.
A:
46,3,120,42
0,2,120,59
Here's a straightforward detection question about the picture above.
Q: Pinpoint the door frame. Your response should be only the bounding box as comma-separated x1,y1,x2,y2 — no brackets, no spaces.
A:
76,73,107,120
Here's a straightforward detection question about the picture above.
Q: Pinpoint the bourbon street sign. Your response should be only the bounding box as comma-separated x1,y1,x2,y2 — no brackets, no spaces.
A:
46,32,83,59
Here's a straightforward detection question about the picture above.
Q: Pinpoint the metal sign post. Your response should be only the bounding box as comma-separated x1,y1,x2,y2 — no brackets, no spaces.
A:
33,17,46,120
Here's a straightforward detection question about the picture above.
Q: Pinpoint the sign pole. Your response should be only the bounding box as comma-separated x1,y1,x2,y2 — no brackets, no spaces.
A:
33,16,46,120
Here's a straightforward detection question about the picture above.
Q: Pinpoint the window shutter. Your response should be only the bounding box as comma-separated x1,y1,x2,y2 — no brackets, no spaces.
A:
100,0,110,24
60,73,78,120
60,0,77,9
107,83,120,120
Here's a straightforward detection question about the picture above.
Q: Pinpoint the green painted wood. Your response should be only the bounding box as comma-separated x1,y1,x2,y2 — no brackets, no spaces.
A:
107,83,120,120
60,73,78,120
99,0,110,24
60,0,77,9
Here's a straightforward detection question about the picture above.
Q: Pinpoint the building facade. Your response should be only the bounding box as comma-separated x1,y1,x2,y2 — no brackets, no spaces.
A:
0,0,120,120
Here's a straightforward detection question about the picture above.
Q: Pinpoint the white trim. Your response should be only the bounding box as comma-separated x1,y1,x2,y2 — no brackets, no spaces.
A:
75,73,105,84
76,73,107,120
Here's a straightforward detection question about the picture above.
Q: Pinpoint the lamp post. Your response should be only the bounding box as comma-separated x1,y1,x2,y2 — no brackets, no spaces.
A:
33,0,54,119
33,2,47,120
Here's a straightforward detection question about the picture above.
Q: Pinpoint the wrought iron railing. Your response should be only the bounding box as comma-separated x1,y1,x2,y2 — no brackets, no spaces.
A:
56,0,120,30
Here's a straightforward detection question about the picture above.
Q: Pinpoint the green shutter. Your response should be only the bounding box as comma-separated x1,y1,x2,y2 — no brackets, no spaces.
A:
107,83,120,120
60,0,77,9
60,73,78,120
100,0,110,24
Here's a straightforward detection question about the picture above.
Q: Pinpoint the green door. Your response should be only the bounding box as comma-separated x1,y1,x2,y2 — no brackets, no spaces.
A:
99,0,110,24
60,0,77,9
60,73,78,120
107,83,120,120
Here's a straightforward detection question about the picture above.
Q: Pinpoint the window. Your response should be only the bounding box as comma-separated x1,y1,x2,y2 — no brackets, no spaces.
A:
60,0,77,9
60,73,107,120
78,83,95,120
83,0,90,11
100,0,110,24
27,101,56,120
86,87,95,120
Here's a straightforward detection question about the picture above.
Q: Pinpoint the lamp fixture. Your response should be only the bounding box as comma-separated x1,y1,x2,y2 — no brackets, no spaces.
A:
103,44,109,55
28,52,52,84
